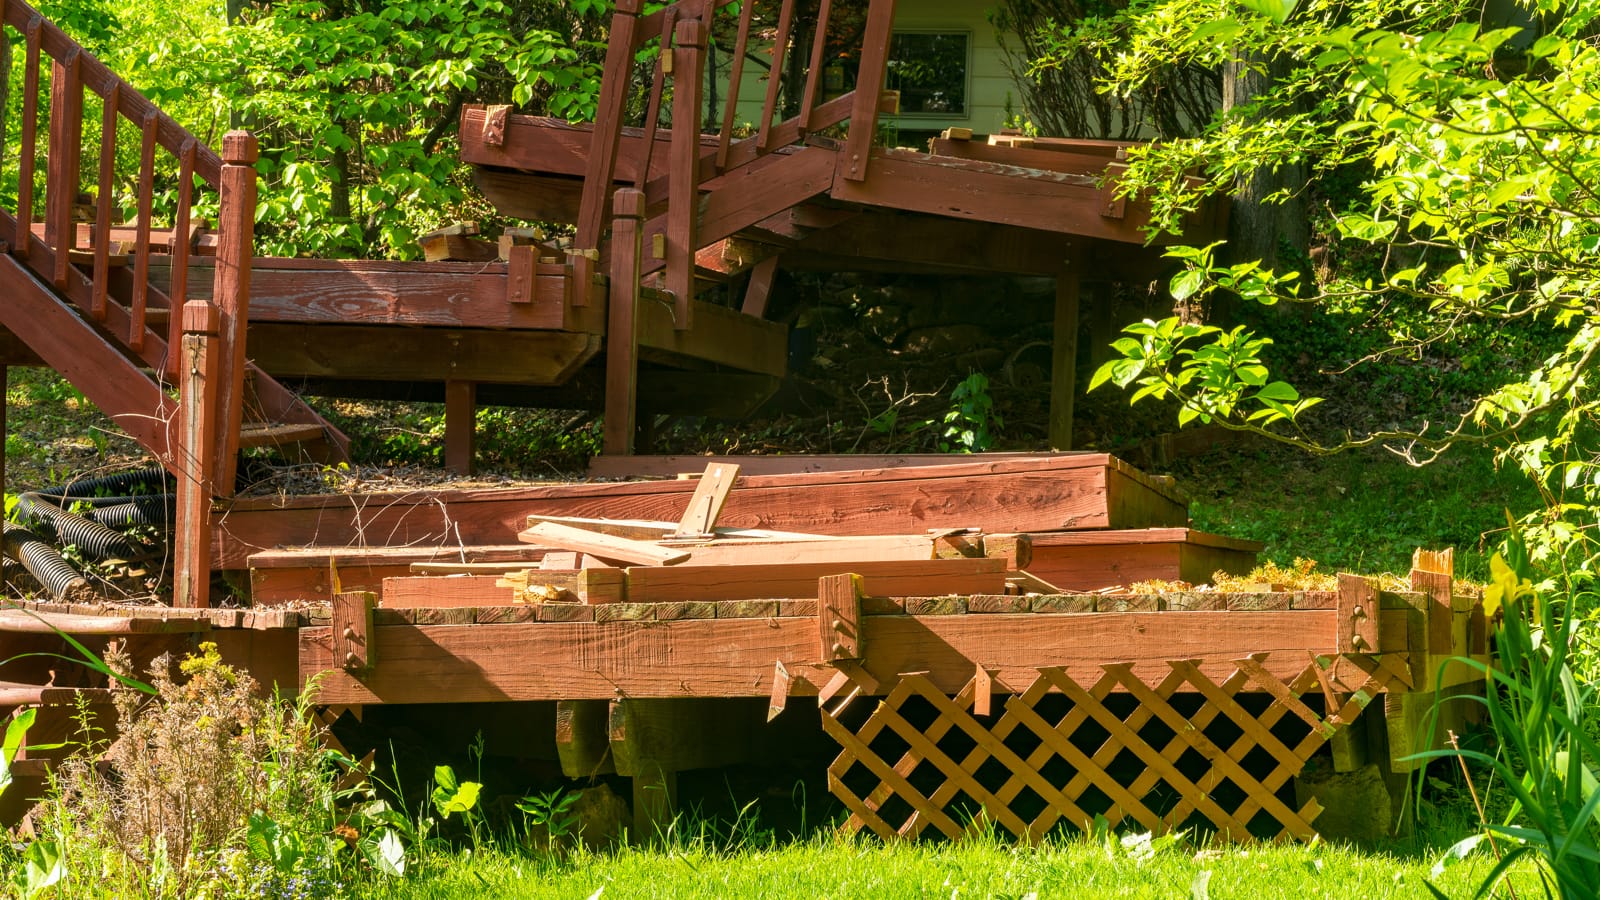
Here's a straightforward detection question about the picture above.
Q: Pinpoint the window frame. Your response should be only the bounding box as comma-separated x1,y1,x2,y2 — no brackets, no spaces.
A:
883,28,973,120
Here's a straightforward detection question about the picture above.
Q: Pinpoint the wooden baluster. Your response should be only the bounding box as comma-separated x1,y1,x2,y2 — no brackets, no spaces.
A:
89,82,117,322
210,130,258,496
46,46,82,287
666,16,705,330
15,16,40,259
634,8,676,192
129,110,157,352
797,0,832,135
756,0,796,153
174,300,218,609
841,0,897,182
604,189,644,456
167,140,196,378
574,0,642,286
715,0,755,170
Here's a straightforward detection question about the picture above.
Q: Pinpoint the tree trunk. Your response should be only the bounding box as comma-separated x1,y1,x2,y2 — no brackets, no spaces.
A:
1221,53,1307,273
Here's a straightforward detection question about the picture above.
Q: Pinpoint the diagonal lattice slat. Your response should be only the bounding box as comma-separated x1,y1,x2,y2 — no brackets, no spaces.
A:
822,651,1409,843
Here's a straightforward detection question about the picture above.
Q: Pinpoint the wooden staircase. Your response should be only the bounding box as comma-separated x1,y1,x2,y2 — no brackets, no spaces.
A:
0,1,347,606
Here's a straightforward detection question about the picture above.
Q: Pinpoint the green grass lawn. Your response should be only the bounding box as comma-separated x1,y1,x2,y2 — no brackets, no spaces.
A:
367,833,1508,899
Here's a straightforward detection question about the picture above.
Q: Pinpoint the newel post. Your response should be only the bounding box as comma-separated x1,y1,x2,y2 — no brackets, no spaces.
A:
174,301,219,609
211,130,257,496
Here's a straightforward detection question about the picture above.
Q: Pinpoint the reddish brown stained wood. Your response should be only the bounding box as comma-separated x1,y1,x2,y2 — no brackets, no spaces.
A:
665,16,705,329
589,452,1095,479
90,81,118,322
632,9,674,191
627,558,1005,603
520,521,690,566
819,573,863,662
506,244,535,304
15,16,42,260
211,131,258,495
605,188,644,455
0,251,178,463
574,2,641,255
757,0,797,152
46,48,83,288
739,255,780,318
797,0,832,134
381,575,518,608
173,302,220,608
298,609,1339,704
1337,573,1381,654
129,110,158,352
483,104,508,146
214,455,1184,569
716,0,756,169
443,380,476,476
841,0,896,181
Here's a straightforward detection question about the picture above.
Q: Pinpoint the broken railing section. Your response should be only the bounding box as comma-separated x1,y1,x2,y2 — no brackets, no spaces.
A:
576,0,898,452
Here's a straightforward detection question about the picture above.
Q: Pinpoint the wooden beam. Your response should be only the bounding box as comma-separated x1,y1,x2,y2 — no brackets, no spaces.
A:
174,302,220,608
622,558,1005,603
665,17,705,330
830,148,1214,245
588,452,1095,478
740,255,780,318
673,463,740,537
519,521,691,567
243,324,600,385
841,0,896,182
299,609,1344,703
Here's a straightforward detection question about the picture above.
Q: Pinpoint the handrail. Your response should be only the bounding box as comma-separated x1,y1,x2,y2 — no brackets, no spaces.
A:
1,0,255,521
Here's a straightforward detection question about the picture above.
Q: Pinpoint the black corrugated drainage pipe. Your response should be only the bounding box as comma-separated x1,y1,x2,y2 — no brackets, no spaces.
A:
1,522,95,603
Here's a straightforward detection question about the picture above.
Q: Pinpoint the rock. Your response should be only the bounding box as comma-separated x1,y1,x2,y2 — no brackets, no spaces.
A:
1294,758,1404,843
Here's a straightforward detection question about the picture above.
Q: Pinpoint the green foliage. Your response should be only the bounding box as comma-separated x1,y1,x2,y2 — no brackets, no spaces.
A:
940,373,1002,453
0,706,35,799
430,764,483,821
99,0,611,258
1420,532,1600,898
516,789,580,846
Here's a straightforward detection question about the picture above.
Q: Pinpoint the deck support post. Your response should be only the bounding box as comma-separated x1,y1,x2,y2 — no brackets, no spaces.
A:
444,379,476,475
604,189,645,456
211,130,258,496
1049,248,1081,451
175,301,220,609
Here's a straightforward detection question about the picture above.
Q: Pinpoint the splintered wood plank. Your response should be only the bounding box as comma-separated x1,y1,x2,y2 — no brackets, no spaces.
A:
519,521,691,566
673,463,740,536
626,558,1005,603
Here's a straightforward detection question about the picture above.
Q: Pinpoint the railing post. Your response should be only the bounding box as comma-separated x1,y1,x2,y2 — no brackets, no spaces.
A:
45,47,82,286
841,0,897,182
666,15,705,330
603,189,645,456
574,0,643,288
211,130,257,497
174,300,218,609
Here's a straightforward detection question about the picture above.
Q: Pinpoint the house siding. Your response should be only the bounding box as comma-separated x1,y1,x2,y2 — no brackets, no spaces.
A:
714,0,1016,142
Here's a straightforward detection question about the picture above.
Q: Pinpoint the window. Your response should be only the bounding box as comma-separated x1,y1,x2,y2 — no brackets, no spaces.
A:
885,31,969,117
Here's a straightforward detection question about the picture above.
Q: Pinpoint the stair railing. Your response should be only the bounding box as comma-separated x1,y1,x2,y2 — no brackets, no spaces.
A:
572,0,898,326
0,0,253,494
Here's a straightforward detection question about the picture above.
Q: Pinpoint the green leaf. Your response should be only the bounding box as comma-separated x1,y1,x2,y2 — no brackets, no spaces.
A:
1236,0,1297,24
1169,268,1206,302
1255,381,1300,402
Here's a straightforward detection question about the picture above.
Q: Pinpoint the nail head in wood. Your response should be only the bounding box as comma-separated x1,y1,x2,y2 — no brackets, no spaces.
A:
818,573,863,663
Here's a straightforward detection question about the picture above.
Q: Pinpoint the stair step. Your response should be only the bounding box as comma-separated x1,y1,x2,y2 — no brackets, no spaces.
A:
66,248,131,267
0,681,112,707
239,422,327,448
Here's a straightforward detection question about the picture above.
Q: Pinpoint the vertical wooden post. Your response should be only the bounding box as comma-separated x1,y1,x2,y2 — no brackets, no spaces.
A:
15,16,43,261
666,17,705,329
211,130,258,497
1049,247,1081,451
174,301,219,610
574,0,642,282
45,48,82,287
604,189,645,456
443,379,476,476
840,0,897,182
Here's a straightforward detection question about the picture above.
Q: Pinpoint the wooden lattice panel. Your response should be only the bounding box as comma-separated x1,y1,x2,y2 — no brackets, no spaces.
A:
822,653,1401,842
